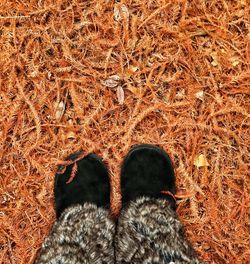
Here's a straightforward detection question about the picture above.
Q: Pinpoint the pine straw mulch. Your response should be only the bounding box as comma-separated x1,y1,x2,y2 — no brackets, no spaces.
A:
0,0,249,263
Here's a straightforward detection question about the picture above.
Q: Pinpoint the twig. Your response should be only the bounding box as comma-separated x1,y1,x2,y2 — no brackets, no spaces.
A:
0,15,30,19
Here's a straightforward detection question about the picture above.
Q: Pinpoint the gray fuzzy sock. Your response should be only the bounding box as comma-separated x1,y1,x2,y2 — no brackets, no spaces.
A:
35,203,115,264
115,197,203,264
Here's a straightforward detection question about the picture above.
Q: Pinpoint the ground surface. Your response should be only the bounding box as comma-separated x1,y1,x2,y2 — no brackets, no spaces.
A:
0,0,249,263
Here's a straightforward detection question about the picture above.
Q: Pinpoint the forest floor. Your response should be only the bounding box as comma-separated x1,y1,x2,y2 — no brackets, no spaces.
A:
0,0,249,263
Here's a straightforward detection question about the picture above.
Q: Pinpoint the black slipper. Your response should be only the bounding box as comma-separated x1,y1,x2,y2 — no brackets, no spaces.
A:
54,151,110,218
121,144,176,209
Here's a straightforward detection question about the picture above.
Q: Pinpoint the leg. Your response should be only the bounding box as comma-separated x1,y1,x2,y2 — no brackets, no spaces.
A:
116,144,202,264
116,197,201,263
35,203,115,263
35,152,115,264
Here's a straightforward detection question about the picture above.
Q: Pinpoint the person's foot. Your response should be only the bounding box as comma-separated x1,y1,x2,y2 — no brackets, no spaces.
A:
54,151,110,218
121,144,176,209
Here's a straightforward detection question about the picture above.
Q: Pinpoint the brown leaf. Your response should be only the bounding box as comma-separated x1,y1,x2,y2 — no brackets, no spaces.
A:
194,154,209,168
129,65,139,72
67,131,76,139
195,90,204,101
55,101,65,120
231,57,240,67
117,86,124,105
114,4,129,21
211,52,219,67
101,75,120,88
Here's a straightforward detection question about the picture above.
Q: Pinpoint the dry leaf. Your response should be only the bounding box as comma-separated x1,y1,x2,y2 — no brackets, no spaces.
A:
47,71,52,80
231,57,240,67
195,90,204,101
114,4,129,22
211,52,219,67
68,119,73,125
101,75,120,88
193,29,207,36
215,93,223,105
232,60,239,67
30,70,38,77
55,101,65,120
125,65,139,78
129,65,139,72
67,131,76,139
117,86,125,105
176,89,185,98
194,154,209,168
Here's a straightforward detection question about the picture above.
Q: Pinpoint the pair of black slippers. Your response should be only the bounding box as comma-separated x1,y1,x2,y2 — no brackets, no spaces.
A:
55,144,176,218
